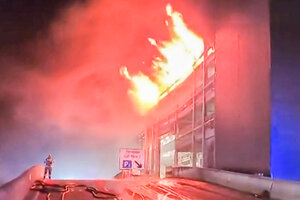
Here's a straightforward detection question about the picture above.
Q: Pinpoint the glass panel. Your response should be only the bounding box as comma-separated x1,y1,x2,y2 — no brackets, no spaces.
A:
205,81,215,101
205,99,215,118
160,135,175,178
159,120,174,136
205,120,215,139
207,61,215,78
195,103,203,127
194,63,204,88
194,128,203,167
177,110,193,135
204,136,215,168
176,133,193,167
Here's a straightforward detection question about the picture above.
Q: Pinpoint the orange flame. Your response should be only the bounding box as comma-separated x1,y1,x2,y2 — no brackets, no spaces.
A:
120,67,160,113
120,4,204,114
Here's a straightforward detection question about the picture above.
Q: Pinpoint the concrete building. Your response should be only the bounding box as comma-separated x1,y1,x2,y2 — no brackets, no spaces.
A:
142,0,270,178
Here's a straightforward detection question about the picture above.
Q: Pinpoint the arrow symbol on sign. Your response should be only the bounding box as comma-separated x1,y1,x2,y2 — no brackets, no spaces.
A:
135,161,142,168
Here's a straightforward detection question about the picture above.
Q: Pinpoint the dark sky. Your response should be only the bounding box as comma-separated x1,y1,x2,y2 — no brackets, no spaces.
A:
0,0,299,183
0,0,81,45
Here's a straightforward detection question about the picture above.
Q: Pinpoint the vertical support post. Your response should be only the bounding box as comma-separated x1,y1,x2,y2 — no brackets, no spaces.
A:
149,126,154,175
213,43,217,168
192,68,196,167
174,107,178,167
155,124,160,177
143,131,148,174
201,54,206,167
150,123,160,177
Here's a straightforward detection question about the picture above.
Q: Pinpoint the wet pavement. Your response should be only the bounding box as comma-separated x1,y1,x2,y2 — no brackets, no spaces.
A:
24,177,270,200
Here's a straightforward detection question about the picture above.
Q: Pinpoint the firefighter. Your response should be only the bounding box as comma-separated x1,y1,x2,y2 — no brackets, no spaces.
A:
43,154,54,179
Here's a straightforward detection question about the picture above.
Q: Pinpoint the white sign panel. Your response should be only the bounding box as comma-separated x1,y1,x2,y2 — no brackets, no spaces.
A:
178,152,193,167
119,148,144,170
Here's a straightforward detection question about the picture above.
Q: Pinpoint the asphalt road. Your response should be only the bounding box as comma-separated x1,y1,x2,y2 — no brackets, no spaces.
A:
24,177,270,200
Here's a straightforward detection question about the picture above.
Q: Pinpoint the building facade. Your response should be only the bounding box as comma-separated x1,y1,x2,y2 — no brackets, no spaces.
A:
142,0,270,178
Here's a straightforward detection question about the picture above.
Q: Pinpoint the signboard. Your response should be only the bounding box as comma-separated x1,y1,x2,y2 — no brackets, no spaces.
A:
119,148,144,170
178,152,193,167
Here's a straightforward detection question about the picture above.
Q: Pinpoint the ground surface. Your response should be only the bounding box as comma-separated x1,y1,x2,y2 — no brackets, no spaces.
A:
24,177,270,200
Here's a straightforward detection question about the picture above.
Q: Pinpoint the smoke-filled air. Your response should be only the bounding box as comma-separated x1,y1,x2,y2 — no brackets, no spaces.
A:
0,0,207,183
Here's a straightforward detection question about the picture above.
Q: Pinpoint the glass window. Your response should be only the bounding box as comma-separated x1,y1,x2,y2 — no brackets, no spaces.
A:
205,83,215,102
204,136,215,168
205,99,215,118
176,133,193,167
177,110,193,135
205,120,215,139
194,128,203,167
194,64,204,88
159,120,174,136
206,61,215,78
160,135,175,178
195,104,203,127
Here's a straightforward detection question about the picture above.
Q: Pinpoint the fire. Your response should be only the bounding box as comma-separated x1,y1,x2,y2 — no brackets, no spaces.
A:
120,4,204,114
120,67,160,113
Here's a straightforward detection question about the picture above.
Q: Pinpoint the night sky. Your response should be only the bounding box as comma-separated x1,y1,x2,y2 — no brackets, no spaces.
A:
0,0,299,183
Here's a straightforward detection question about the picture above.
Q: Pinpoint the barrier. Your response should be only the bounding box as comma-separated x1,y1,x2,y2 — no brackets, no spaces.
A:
172,167,300,200
0,165,44,200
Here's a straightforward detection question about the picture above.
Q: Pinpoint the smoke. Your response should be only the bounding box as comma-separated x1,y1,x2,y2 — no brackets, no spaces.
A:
0,0,210,182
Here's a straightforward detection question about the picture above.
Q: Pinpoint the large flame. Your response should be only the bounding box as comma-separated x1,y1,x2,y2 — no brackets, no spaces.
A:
120,67,160,112
121,4,204,114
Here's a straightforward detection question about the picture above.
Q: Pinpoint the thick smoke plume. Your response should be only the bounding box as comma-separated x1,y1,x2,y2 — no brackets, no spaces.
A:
0,0,209,183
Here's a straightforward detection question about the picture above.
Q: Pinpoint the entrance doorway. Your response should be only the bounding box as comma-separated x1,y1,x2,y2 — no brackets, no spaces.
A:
160,134,175,178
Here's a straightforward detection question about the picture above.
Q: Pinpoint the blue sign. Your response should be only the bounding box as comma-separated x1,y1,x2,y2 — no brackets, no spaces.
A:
122,160,132,169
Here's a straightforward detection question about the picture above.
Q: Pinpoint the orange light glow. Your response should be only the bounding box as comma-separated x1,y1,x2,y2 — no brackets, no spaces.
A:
120,67,160,114
120,4,204,114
